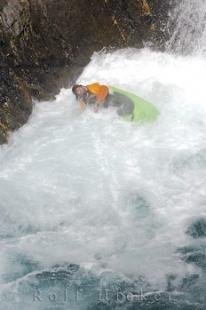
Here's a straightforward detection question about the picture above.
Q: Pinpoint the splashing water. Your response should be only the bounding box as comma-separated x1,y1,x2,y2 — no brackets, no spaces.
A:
1,48,206,309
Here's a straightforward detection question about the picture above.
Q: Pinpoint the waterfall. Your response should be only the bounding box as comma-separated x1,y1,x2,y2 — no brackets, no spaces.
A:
166,0,206,54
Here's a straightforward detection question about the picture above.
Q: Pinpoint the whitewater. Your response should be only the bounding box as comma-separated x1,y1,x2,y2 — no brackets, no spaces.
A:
1,1,206,309
0,48,206,308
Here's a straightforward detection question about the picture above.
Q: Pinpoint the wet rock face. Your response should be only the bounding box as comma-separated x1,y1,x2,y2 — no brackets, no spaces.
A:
0,0,169,143
0,64,32,144
0,0,32,143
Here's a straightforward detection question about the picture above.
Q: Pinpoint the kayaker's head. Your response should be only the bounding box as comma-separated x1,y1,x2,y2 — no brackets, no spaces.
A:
72,84,88,98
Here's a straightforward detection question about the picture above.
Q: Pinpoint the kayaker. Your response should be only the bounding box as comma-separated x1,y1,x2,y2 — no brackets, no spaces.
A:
72,83,159,121
72,83,110,112
72,82,136,119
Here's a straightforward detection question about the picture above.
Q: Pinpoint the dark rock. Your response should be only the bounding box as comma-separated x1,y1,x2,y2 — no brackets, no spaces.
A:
0,58,32,143
0,0,170,143
186,218,206,239
148,0,172,49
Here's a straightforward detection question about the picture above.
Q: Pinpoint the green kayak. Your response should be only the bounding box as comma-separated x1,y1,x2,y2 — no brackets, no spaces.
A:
110,86,159,122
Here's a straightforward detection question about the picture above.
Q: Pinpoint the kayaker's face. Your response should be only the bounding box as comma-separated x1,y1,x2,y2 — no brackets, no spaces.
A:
75,86,87,97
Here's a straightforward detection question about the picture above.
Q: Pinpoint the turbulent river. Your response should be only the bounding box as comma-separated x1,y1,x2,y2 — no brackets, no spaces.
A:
1,1,206,310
